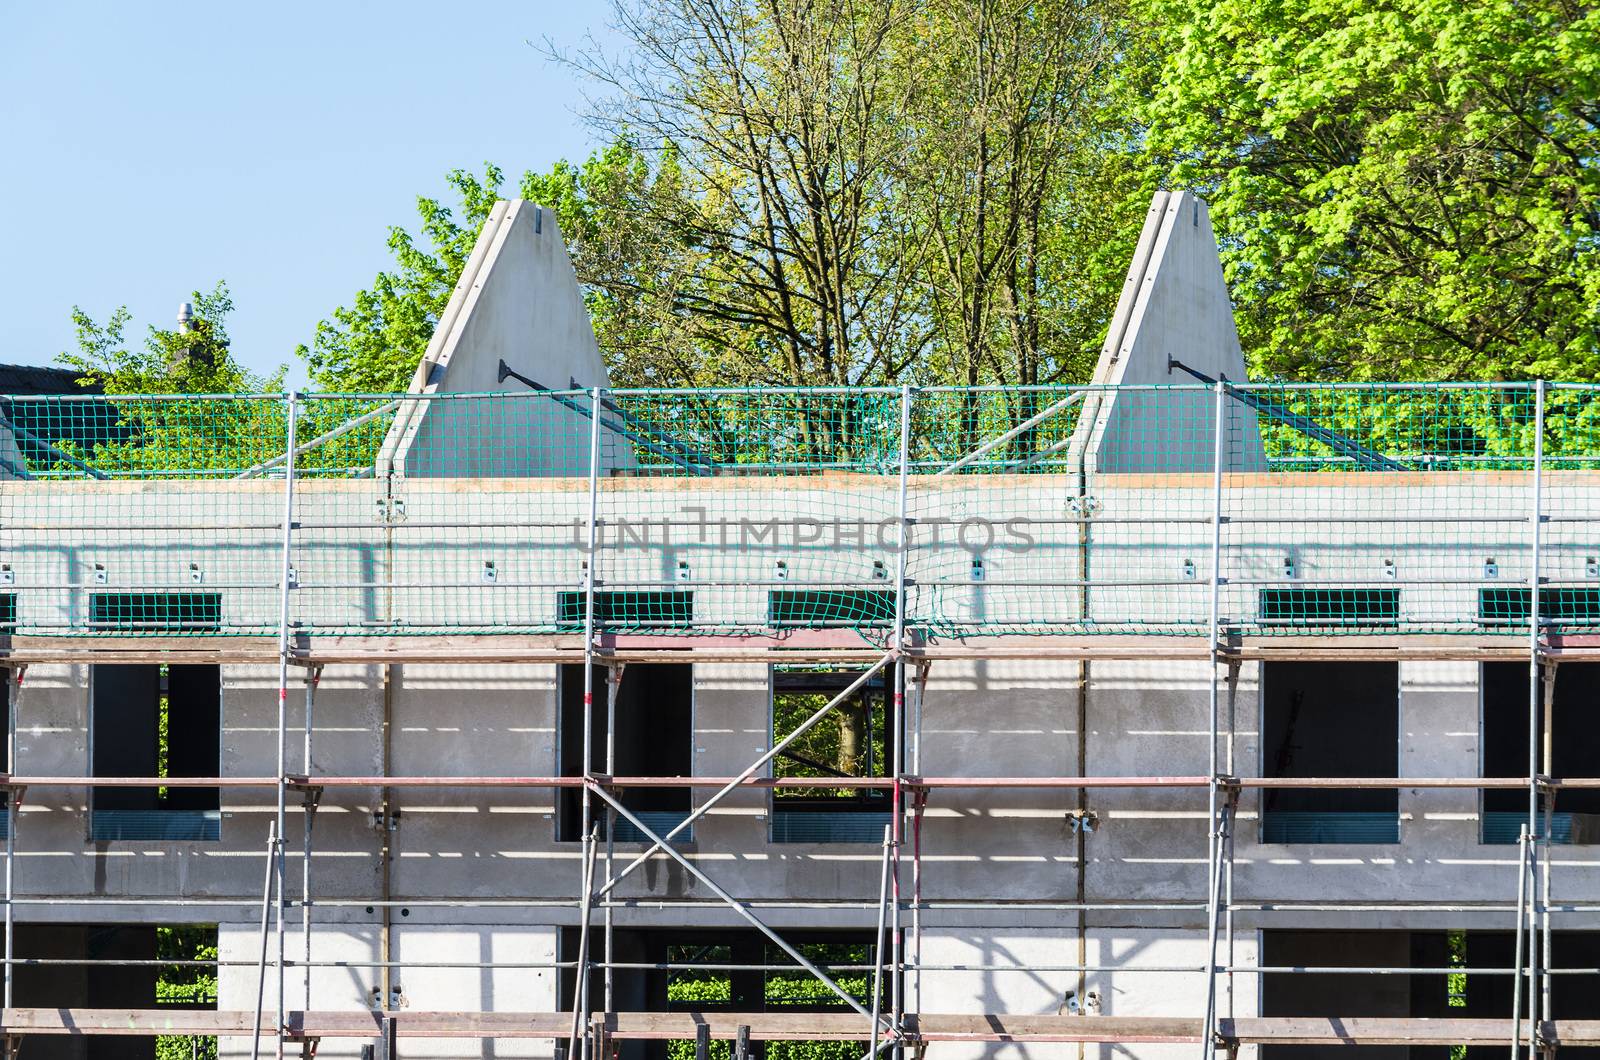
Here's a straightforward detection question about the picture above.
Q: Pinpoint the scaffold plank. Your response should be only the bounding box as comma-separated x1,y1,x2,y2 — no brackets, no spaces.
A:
4,1011,1596,1047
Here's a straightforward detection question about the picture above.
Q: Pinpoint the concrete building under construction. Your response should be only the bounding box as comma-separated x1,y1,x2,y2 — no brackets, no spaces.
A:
0,191,1596,1060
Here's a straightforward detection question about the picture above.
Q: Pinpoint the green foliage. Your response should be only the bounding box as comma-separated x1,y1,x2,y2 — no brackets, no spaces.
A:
772,683,888,799
58,282,282,395
156,925,217,1060
301,0,1148,393
664,943,876,1060
1142,0,1600,380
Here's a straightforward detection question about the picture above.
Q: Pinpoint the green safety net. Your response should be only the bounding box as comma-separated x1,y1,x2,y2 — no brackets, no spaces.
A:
0,383,1595,639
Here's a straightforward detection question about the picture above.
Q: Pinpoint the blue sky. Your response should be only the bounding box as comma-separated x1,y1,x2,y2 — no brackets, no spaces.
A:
0,1,615,386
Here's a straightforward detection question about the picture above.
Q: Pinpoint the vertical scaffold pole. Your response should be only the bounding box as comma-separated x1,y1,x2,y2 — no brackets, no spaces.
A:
1200,380,1227,1060
302,668,319,1013
4,666,15,1010
581,388,602,849
1511,824,1530,1060
576,387,603,1060
910,663,927,1021
1224,661,1240,1019
1526,379,1544,1040
603,664,621,1015
892,384,912,1054
275,392,299,1057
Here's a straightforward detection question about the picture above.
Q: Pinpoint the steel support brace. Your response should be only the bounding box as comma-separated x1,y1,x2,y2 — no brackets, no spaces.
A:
1512,825,1531,1060
587,782,889,1028
252,822,280,1060
1199,797,1235,1060
871,827,892,1059
569,828,599,1060
594,654,893,899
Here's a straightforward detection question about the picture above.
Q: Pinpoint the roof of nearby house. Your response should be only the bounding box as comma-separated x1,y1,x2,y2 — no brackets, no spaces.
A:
0,363,98,396
0,365,122,477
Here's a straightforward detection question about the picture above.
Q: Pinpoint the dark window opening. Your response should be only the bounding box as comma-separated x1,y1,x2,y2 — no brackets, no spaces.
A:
1482,663,1600,844
12,923,216,1060
91,664,220,841
768,590,893,628
1259,588,1400,628
0,592,16,633
558,928,885,1060
770,668,892,844
1262,662,1399,843
556,591,694,631
558,663,692,843
89,593,222,634
1263,929,1600,1060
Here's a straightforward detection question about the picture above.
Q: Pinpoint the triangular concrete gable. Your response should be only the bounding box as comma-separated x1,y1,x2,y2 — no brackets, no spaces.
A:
1070,190,1264,474
379,200,635,477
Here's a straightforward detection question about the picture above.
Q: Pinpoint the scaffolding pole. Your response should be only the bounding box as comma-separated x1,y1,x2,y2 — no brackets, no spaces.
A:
274,392,299,1060
581,385,603,899
1536,666,1548,1037
1512,824,1530,1060
302,668,320,1013
891,383,911,1056
604,663,622,1018
1525,379,1544,1053
4,666,14,1012
1224,661,1240,1021
1200,379,1227,1060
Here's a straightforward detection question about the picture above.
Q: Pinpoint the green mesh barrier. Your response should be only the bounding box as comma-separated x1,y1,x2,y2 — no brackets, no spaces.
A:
1258,589,1401,628
768,589,893,628
0,383,1593,640
1478,587,1600,629
555,591,694,631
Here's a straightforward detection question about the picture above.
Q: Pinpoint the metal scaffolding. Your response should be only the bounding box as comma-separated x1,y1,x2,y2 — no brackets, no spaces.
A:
0,382,1595,1056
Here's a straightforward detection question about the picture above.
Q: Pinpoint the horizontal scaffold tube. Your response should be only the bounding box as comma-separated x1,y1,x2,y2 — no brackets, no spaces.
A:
3,774,1594,789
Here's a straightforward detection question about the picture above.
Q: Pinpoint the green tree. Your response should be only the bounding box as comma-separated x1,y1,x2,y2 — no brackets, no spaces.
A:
901,0,1149,390
1142,0,1600,381
58,282,279,394
47,286,289,478
303,0,1152,394
562,0,930,388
